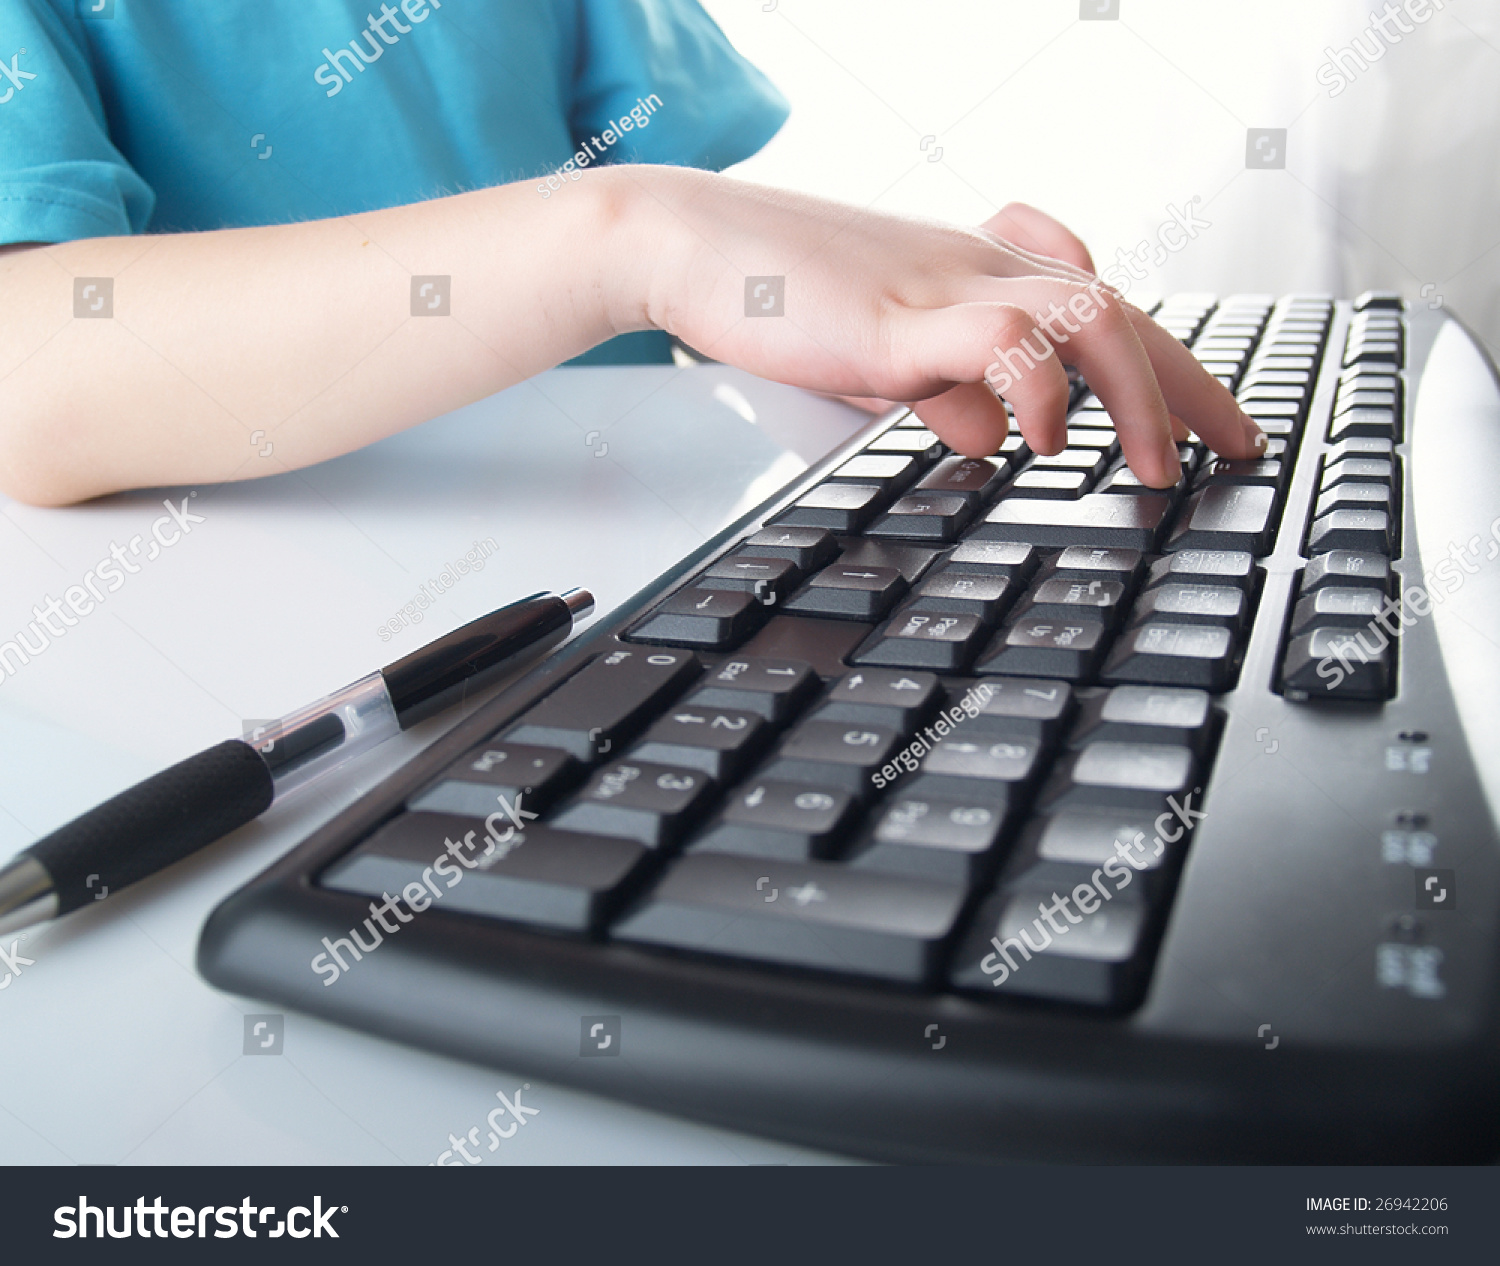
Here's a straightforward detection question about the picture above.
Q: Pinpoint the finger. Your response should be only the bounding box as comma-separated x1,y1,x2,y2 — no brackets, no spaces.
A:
894,288,1175,483
910,383,1011,459
1169,412,1190,442
813,390,903,415
1123,306,1266,459
981,201,1096,274
902,301,1072,457
959,282,1178,486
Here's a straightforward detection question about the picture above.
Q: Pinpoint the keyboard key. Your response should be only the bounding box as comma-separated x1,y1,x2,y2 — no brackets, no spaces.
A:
979,493,1172,551
760,719,903,795
813,668,942,730
1039,741,1196,814
976,616,1107,681
1326,436,1395,462
1068,685,1213,753
1194,458,1284,490
1003,810,1185,897
687,656,818,721
784,563,907,621
630,587,764,650
1322,457,1394,490
742,526,839,571
323,816,645,934
1335,390,1398,414
1306,508,1392,554
865,429,944,460
1062,429,1119,452
409,742,579,818
551,759,714,847
631,706,770,781
1097,465,1184,496
506,647,699,761
772,483,886,532
916,455,1009,502
1315,482,1393,519
1029,448,1109,477
1129,582,1247,631
1354,289,1404,310
1240,369,1310,388
851,796,1007,884
1237,384,1305,402
1051,545,1143,582
909,569,1018,621
1289,586,1389,636
951,885,1151,1006
943,539,1038,579
833,537,944,583
1167,485,1277,554
851,610,990,672
1300,551,1393,595
1281,626,1392,700
614,852,968,984
1010,469,1090,499
966,676,1074,743
737,615,874,680
924,734,1041,783
690,780,856,860
865,493,972,542
697,553,801,603
1101,621,1237,689
1013,575,1129,624
828,454,918,491
1144,549,1254,591
1328,408,1399,443
1344,341,1401,367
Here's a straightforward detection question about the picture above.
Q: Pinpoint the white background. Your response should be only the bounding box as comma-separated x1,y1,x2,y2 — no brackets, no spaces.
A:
705,0,1500,351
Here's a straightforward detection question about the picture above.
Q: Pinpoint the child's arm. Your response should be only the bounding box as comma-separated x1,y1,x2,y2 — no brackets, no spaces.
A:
0,166,1261,506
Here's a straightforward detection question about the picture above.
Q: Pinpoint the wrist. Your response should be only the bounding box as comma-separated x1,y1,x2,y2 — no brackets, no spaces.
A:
588,164,700,340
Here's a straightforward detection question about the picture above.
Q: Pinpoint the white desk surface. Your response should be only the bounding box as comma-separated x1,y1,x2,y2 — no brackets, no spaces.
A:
0,365,869,1165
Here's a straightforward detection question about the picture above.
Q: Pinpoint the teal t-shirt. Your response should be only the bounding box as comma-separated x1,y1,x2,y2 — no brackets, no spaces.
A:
0,0,787,361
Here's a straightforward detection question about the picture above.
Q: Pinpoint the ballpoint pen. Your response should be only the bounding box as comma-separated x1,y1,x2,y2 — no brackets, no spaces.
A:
0,587,594,936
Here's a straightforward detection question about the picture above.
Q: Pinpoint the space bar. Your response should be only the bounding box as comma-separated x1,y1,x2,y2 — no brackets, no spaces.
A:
972,494,1173,550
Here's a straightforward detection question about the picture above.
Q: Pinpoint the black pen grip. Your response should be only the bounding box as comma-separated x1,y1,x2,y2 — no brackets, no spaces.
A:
33,740,275,915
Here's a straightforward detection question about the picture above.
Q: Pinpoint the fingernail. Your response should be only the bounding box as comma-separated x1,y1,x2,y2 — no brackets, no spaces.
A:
1241,412,1268,455
1159,430,1182,486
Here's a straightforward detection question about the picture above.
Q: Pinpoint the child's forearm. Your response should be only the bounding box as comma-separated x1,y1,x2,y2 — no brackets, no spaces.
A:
0,173,649,505
0,164,1260,505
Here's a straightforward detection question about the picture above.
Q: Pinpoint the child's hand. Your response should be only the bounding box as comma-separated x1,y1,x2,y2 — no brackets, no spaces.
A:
628,168,1264,489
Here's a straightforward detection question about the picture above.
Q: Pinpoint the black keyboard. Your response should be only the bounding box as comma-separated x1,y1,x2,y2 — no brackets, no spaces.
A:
200,293,1500,1163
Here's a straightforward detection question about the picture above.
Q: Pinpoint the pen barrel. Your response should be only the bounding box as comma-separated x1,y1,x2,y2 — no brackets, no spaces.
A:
380,591,574,728
32,740,275,916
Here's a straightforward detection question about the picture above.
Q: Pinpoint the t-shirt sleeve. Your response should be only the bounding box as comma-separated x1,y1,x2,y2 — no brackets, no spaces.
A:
0,0,155,244
570,0,788,172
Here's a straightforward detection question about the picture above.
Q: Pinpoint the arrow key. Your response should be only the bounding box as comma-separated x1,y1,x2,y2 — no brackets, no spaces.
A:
630,587,765,649
631,705,770,781
783,563,907,620
812,667,942,729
